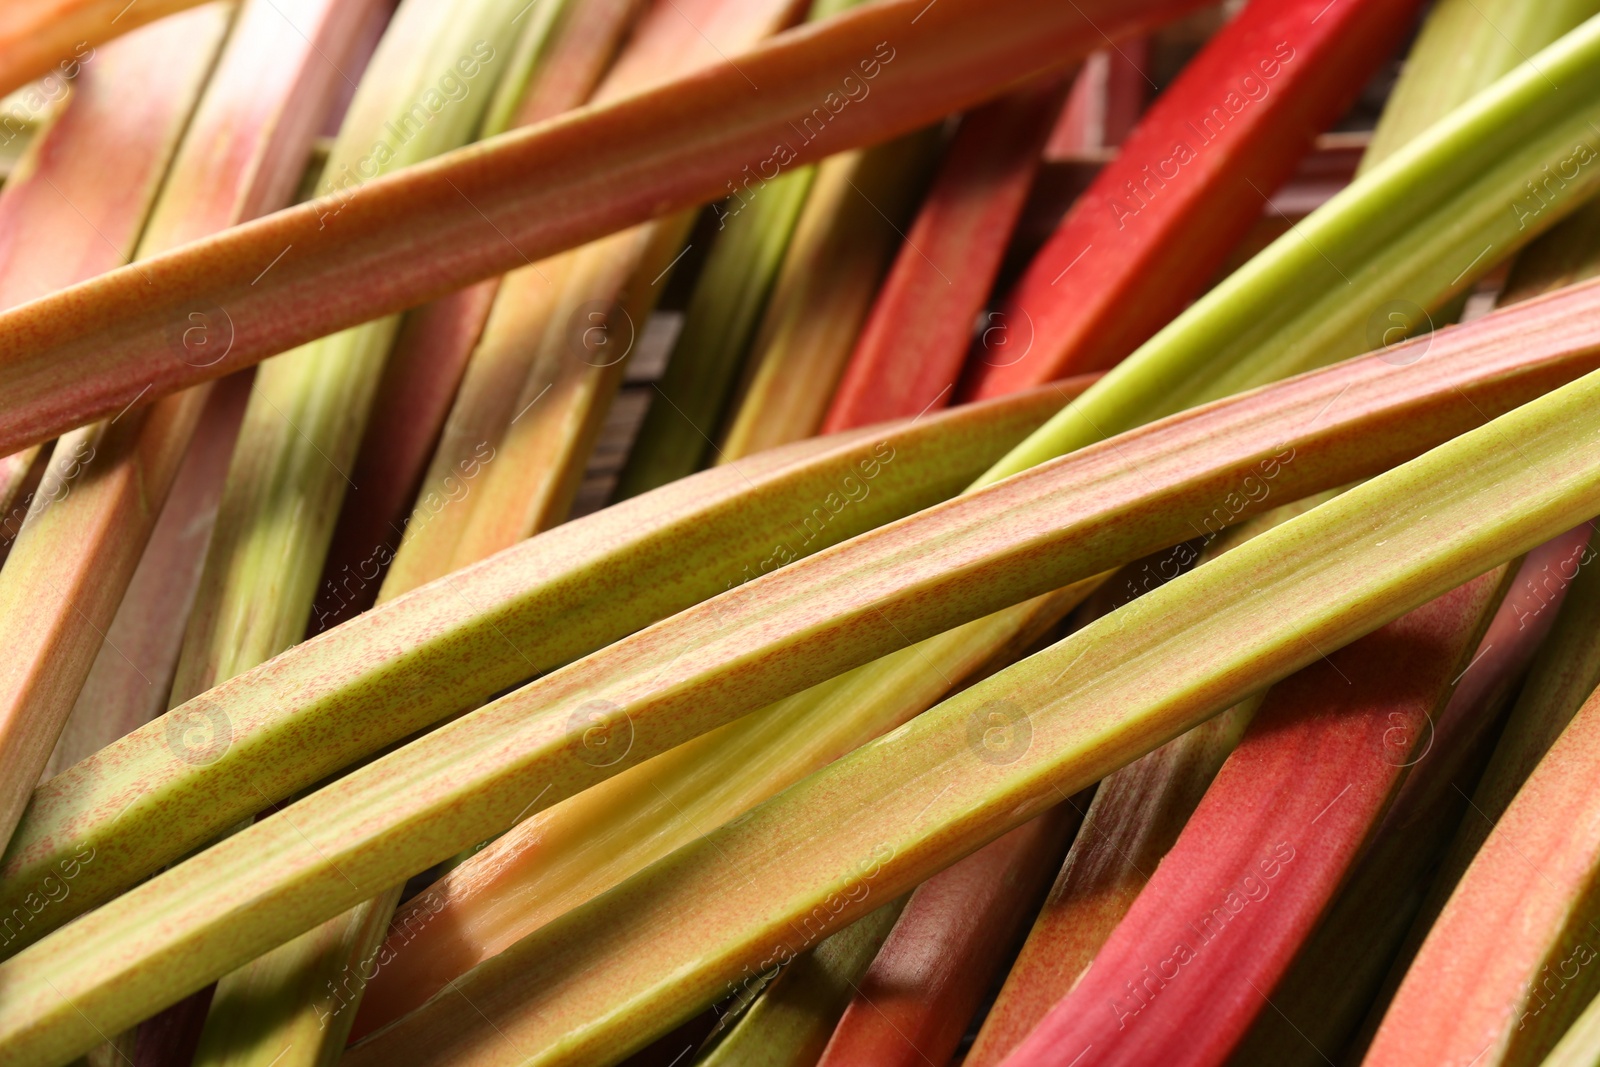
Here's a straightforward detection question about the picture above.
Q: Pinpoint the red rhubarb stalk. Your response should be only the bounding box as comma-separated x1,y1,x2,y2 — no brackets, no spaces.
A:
820,79,1066,430
1225,528,1591,1065
963,0,1424,397
995,568,1512,1066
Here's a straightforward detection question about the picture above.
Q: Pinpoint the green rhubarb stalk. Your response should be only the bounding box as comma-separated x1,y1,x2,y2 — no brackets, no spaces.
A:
1539,984,1600,1066
0,291,1593,1064
1361,0,1600,169
613,0,861,499
339,364,1600,1067
312,0,645,632
614,166,818,496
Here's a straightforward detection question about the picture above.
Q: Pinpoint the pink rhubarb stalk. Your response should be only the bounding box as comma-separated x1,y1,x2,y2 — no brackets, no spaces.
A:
0,2,240,852
1224,528,1590,1064
1362,676,1600,1064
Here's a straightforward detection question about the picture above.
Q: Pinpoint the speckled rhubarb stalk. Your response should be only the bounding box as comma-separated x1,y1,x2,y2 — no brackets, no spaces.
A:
821,78,1066,431
0,2,237,854
962,0,1424,398
0,0,1207,456
384,0,806,592
2,290,1595,1067
814,803,1082,1066
340,361,1600,1067
996,565,1513,1067
351,383,1098,1039
0,386,1066,954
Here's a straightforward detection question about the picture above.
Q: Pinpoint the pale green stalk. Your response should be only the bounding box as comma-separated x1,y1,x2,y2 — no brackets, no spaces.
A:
987,13,1600,483
477,0,574,138
1539,989,1600,1067
1362,0,1600,170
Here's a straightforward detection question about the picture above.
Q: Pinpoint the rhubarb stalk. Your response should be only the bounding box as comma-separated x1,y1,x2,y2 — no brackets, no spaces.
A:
718,129,941,459
383,0,807,592
821,78,1066,431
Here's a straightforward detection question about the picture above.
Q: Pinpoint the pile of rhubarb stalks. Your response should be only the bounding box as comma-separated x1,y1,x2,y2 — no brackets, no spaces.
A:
10,0,1600,1064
